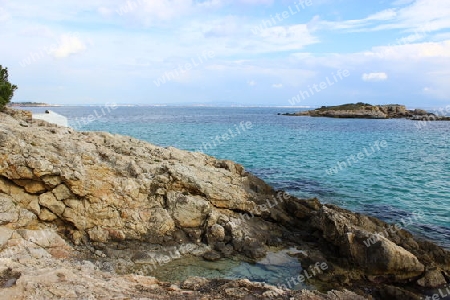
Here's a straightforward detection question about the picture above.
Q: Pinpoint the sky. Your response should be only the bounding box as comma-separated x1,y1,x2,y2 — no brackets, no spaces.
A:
0,0,449,107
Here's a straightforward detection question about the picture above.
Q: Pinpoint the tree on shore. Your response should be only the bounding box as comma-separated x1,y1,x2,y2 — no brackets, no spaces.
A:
0,65,18,110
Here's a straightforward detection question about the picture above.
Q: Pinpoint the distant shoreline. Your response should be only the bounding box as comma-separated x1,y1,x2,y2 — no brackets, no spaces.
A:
10,102,61,107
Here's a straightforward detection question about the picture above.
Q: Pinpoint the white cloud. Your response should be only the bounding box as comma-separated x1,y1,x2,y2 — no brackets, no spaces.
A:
138,0,194,22
309,9,397,32
203,16,240,38
392,0,415,5
98,6,114,17
115,0,229,24
50,34,86,58
197,0,223,9
366,9,397,21
368,40,450,59
362,72,388,82
239,0,273,4
254,24,318,51
20,25,54,38
1,0,449,106
0,7,10,22
313,0,450,34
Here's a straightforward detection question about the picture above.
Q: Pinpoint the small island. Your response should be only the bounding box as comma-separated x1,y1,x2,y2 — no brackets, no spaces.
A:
282,102,450,121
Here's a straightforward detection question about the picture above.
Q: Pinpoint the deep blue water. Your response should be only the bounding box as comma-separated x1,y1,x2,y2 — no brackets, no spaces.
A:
28,106,450,248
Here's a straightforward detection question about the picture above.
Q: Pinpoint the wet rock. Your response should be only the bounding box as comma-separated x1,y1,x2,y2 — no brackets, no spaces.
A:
206,224,226,244
242,238,267,259
215,242,234,257
379,285,422,300
203,250,221,261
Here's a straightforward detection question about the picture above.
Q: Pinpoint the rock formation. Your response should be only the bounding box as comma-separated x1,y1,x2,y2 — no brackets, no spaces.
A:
0,108,449,299
283,102,450,120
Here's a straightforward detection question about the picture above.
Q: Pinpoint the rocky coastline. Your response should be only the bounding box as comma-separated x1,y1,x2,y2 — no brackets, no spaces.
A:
282,103,450,120
1,108,449,299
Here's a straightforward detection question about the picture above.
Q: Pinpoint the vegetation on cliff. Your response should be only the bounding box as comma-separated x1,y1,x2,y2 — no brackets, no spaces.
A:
10,102,52,107
316,102,375,111
0,65,18,110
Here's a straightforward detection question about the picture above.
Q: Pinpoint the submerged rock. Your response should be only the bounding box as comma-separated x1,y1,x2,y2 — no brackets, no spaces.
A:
0,108,449,299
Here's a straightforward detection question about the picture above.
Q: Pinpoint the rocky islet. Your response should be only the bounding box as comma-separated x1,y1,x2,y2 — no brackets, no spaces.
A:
283,103,450,120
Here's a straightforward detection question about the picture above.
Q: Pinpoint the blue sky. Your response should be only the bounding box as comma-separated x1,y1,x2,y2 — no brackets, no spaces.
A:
0,0,449,107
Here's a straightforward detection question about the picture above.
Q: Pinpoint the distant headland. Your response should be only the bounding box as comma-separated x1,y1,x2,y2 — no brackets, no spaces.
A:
281,102,450,120
9,102,60,107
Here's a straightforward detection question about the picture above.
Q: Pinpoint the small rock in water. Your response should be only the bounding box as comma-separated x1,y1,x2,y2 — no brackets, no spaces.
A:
203,250,221,261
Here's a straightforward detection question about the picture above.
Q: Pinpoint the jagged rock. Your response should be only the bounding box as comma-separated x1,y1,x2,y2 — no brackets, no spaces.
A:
38,208,58,221
413,109,428,115
0,108,449,299
0,227,13,247
167,191,211,228
0,247,366,299
284,103,450,121
366,235,424,275
379,285,422,300
0,194,18,225
206,224,226,244
203,250,221,261
39,192,65,216
181,276,210,290
309,205,426,279
52,184,73,201
16,208,36,227
417,270,447,288
13,179,46,194
28,198,40,216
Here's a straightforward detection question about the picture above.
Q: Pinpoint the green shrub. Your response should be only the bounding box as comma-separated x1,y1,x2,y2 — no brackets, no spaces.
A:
0,65,18,110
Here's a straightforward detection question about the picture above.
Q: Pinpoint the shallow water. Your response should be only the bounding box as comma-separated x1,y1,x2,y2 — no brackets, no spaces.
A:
146,248,306,290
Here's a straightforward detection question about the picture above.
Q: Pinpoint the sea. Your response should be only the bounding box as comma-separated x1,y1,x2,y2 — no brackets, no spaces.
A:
27,106,450,250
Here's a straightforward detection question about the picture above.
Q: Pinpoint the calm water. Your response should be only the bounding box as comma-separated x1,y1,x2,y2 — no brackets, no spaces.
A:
28,106,450,249
148,248,305,289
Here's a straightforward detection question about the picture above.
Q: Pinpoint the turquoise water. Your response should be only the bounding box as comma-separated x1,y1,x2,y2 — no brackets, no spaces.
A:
148,248,305,290
28,106,450,248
